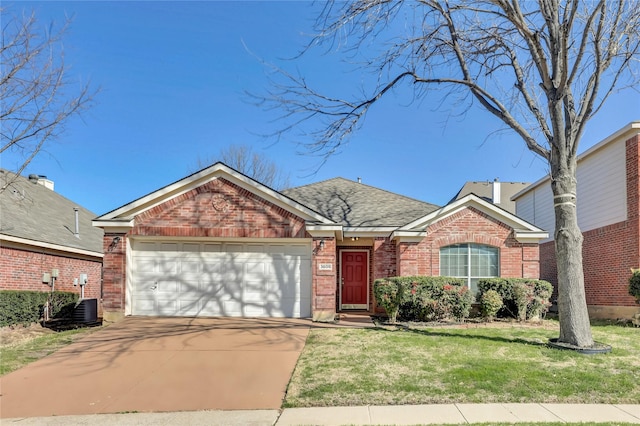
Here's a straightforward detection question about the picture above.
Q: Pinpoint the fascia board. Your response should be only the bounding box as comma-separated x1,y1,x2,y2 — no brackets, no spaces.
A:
95,163,334,224
514,230,549,243
0,234,104,258
92,220,134,231
306,226,343,241
512,121,640,201
390,230,426,242
343,226,399,238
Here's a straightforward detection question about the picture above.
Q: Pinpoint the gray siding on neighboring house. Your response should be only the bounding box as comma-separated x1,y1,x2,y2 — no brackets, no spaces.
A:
514,133,627,241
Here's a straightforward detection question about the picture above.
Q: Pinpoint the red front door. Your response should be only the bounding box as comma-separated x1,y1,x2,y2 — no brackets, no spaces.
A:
341,251,368,309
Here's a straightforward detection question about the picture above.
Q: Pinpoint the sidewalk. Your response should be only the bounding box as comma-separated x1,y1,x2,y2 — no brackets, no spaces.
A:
4,403,640,425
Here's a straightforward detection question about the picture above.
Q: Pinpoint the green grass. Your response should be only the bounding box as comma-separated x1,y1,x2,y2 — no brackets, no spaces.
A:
0,326,98,375
284,321,640,407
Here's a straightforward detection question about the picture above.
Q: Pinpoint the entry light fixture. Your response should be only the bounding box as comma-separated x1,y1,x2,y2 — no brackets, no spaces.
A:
319,239,325,250
351,237,359,241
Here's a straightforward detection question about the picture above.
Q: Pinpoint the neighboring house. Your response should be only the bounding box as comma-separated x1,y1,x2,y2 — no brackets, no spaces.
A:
0,170,103,302
93,163,547,322
513,121,640,319
451,179,530,214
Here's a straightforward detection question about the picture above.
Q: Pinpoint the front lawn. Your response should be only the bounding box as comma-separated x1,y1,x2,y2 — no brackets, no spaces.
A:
284,321,640,407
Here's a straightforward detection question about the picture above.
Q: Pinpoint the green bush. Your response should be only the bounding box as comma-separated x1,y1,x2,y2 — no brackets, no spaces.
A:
630,269,640,303
0,290,79,327
477,278,553,321
397,276,471,322
373,278,405,323
480,289,503,321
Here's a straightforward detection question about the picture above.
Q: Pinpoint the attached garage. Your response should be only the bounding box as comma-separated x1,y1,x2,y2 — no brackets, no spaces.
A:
94,163,338,321
129,239,312,317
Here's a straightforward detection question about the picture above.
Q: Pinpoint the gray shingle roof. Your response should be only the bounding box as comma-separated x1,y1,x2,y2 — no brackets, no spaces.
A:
282,178,440,227
1,170,103,254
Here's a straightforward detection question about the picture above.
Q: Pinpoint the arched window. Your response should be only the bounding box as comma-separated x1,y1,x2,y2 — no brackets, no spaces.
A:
440,244,499,293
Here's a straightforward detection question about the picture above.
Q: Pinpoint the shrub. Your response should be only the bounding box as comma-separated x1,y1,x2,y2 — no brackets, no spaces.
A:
528,280,553,320
630,269,640,304
477,278,553,321
512,282,534,321
373,278,405,323
480,290,503,321
0,290,79,327
397,276,471,322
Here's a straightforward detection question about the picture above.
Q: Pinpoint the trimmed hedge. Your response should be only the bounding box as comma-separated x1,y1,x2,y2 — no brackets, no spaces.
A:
0,291,79,327
630,269,640,303
477,278,553,321
374,276,472,322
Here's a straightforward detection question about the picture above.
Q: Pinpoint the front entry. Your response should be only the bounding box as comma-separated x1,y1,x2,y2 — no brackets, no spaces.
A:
340,250,368,309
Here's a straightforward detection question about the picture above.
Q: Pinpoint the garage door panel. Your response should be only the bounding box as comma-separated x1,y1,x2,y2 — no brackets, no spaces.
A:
136,259,157,273
157,299,179,315
131,241,311,318
180,261,200,274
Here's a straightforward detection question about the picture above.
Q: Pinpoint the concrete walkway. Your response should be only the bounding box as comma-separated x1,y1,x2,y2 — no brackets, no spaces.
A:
3,403,640,425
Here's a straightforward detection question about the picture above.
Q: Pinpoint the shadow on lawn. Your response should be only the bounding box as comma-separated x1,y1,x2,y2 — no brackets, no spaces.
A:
369,323,551,347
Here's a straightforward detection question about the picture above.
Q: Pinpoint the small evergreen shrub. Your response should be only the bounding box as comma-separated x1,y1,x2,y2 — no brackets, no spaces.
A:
373,278,405,323
480,289,503,321
630,269,640,304
477,278,553,321
512,282,534,321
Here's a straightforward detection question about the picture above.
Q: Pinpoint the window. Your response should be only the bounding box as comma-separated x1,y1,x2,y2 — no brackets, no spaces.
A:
440,244,499,293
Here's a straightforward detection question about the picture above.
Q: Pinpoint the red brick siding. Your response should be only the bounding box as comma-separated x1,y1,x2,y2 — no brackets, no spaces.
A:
0,246,101,300
540,133,640,308
101,233,127,312
398,207,539,278
313,238,336,314
131,178,306,238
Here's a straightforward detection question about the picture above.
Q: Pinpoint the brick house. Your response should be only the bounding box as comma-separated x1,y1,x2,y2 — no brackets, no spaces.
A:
93,163,547,322
0,170,103,302
513,121,640,319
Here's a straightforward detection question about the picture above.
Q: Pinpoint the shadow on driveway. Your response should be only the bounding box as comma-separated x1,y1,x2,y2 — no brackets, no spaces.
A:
0,317,310,418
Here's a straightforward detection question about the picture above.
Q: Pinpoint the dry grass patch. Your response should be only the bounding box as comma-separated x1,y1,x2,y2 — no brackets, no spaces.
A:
284,321,639,407
1,323,100,375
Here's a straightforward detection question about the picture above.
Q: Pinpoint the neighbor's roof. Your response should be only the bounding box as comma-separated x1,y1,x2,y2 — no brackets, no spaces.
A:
450,181,530,214
282,177,440,227
0,170,103,255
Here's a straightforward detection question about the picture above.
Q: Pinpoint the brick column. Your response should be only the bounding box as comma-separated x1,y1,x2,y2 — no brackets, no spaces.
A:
312,237,336,322
101,233,127,322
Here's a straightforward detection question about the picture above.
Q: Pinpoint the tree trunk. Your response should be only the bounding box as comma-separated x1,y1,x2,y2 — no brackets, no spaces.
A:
551,158,595,348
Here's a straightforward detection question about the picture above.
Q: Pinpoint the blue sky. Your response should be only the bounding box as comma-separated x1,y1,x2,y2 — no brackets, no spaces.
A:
3,1,639,215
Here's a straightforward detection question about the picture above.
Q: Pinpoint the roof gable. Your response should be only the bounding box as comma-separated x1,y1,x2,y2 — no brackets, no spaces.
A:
93,163,335,229
0,170,103,255
283,177,440,228
396,193,547,243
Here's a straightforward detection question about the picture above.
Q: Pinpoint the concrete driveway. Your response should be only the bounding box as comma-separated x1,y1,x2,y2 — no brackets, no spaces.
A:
0,317,310,418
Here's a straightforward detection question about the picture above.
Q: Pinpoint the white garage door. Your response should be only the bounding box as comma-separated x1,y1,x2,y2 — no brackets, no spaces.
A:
130,240,312,318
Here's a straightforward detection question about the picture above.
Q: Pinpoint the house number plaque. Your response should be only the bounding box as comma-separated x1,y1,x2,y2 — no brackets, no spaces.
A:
318,263,333,271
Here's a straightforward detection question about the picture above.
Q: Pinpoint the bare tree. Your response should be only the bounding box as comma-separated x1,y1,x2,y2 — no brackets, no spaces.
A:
195,144,291,190
1,8,95,191
257,0,640,348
